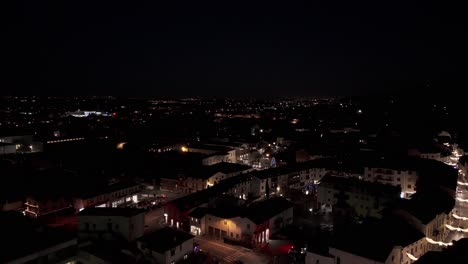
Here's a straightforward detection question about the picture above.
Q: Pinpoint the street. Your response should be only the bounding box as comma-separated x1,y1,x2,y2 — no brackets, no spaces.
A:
195,236,275,264
144,207,166,233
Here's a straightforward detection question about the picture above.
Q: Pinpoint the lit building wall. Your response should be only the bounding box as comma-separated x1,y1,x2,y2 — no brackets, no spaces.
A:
364,167,417,199
78,212,145,241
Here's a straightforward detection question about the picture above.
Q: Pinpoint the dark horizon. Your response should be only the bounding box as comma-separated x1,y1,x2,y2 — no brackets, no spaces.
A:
5,1,467,96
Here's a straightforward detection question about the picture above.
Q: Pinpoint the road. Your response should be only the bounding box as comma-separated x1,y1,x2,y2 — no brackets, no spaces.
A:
144,207,167,233
195,236,273,264
141,189,186,233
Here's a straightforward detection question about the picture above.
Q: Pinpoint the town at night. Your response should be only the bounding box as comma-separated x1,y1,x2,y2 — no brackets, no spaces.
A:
3,1,468,264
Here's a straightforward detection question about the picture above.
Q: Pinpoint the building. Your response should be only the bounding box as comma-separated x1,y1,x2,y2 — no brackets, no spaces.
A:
317,175,401,217
388,191,454,244
306,243,334,264
0,211,77,264
458,155,468,177
77,243,138,264
163,173,256,229
24,194,71,217
78,207,145,241
73,182,141,211
186,144,236,163
204,140,248,163
408,145,450,164
363,158,458,199
327,218,429,264
248,158,363,199
0,134,43,154
137,227,194,264
188,196,293,247
0,142,16,154
1,198,23,212
179,162,252,193
364,163,418,199
414,238,468,264
201,152,231,166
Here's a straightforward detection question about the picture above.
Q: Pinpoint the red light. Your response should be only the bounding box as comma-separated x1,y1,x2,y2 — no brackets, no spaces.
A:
112,112,117,117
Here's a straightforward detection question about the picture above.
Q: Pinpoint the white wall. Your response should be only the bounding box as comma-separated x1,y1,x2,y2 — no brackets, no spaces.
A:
306,251,334,264
74,185,140,210
364,167,417,198
1,200,23,211
78,213,144,241
151,237,194,264
269,207,293,234
204,214,253,240
0,144,16,154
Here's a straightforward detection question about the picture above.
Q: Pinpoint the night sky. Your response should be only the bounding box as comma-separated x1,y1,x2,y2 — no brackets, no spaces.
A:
4,1,467,96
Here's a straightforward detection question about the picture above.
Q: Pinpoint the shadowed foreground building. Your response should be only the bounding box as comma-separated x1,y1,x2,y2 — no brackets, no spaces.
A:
307,218,430,264
0,211,77,264
137,227,195,264
78,207,145,242
414,238,468,264
317,175,400,218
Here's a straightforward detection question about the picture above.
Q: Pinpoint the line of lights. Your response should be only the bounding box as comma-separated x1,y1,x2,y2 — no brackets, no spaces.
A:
456,197,468,203
425,237,453,247
446,224,468,233
453,214,468,221
406,253,418,261
47,137,85,144
458,181,468,186
24,209,37,216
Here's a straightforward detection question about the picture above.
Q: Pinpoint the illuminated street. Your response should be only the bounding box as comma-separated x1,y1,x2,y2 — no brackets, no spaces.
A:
194,236,273,264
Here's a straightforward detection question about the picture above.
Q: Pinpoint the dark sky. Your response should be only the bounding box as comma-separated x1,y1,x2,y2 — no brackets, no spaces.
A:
4,1,467,96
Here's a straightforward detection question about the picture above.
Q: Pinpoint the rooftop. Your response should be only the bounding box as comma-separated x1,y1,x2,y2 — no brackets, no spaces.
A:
244,197,293,224
0,211,77,263
170,173,253,211
332,218,425,262
186,162,251,179
188,207,211,219
393,190,454,224
319,175,401,197
187,143,234,153
78,207,145,217
415,238,468,264
188,196,293,224
80,242,137,264
138,227,194,253
76,181,140,199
